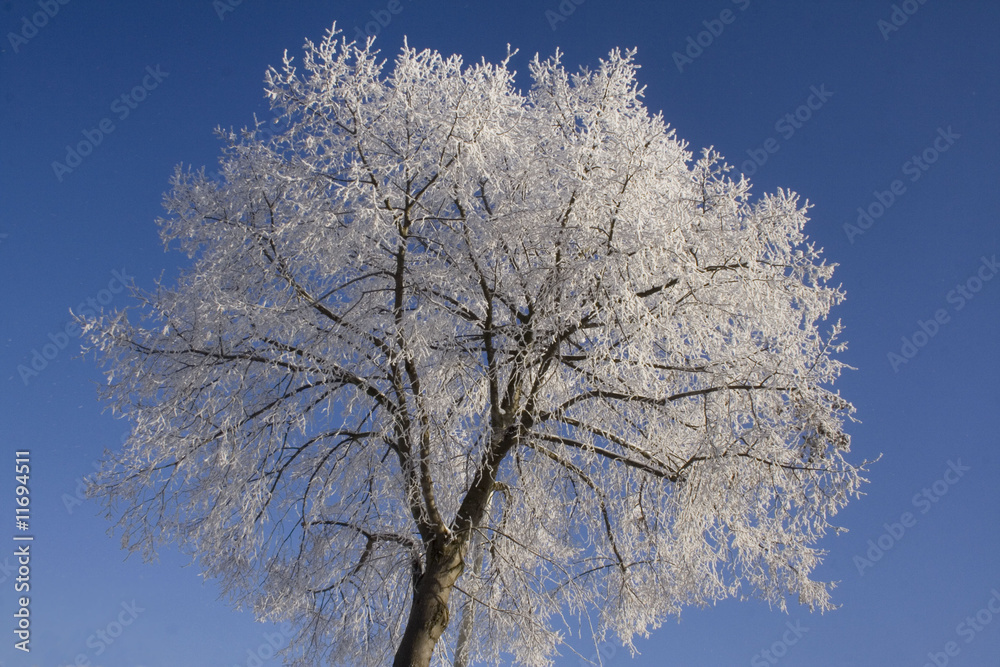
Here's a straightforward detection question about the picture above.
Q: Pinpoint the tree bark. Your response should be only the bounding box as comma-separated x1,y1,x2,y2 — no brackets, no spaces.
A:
393,546,465,667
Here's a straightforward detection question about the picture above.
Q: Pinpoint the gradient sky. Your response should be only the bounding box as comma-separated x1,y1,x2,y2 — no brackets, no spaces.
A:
1,2,998,666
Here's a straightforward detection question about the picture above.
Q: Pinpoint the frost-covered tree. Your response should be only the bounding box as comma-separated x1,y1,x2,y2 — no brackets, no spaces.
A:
83,25,867,667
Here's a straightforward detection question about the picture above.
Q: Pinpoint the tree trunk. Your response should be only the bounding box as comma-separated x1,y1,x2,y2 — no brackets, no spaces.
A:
393,547,465,667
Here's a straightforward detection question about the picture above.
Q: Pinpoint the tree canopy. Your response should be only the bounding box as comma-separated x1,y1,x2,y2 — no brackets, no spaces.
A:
84,25,866,667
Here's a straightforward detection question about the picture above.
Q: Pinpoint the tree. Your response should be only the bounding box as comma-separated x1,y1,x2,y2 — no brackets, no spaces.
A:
83,25,867,667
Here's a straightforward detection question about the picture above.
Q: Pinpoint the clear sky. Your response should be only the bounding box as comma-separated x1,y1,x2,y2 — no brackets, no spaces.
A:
1,1,997,665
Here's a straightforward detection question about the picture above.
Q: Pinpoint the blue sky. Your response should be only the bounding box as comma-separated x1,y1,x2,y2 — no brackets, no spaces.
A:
1,1,997,665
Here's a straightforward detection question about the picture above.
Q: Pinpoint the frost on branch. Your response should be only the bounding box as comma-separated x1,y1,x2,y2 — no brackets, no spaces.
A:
83,24,868,667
